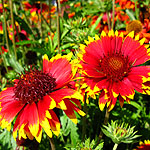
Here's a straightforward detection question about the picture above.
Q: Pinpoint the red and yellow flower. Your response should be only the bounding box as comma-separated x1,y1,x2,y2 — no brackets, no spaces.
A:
60,0,68,4
23,1,56,24
0,46,8,54
23,1,49,14
0,53,85,142
74,2,81,8
78,30,150,111
68,12,75,19
135,140,150,150
115,0,135,10
126,19,150,43
0,3,7,14
0,22,3,34
115,7,130,23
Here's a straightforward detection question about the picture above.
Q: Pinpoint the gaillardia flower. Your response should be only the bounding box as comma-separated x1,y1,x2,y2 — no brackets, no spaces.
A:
135,140,150,150
0,53,85,142
78,30,150,111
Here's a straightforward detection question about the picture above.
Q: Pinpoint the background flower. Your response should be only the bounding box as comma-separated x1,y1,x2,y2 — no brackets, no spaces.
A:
135,140,150,150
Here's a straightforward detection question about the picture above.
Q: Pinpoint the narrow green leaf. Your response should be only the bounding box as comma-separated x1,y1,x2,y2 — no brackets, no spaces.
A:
60,43,71,50
130,101,143,111
8,55,23,73
70,121,79,146
15,40,39,46
90,15,102,34
14,14,33,35
61,28,70,40
126,9,136,20
53,32,58,50
95,142,104,150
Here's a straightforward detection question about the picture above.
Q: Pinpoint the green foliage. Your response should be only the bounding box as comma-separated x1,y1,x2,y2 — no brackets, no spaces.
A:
0,128,17,150
64,138,104,150
60,113,80,147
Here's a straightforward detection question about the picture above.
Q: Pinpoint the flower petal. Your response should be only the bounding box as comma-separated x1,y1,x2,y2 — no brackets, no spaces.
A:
99,90,108,111
48,110,60,136
49,58,73,89
38,95,56,122
49,89,75,109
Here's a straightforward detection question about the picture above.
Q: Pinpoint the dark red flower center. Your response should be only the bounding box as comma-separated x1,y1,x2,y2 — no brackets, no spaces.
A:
100,53,131,81
14,68,56,104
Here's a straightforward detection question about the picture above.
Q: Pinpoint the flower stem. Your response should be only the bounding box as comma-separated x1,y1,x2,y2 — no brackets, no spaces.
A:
49,0,52,28
9,0,17,59
82,93,87,141
106,11,111,30
40,1,43,39
20,0,36,40
41,14,53,33
2,0,10,54
49,137,56,150
13,2,21,32
134,0,139,20
111,0,115,30
97,108,110,144
0,46,8,73
56,0,61,54
113,143,118,150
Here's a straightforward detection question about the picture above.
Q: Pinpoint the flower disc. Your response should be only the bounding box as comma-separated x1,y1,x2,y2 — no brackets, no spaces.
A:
14,68,56,104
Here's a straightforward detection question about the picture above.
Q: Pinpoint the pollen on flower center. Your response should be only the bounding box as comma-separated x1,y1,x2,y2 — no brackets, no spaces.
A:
14,68,56,104
126,20,143,34
108,56,124,71
100,53,131,81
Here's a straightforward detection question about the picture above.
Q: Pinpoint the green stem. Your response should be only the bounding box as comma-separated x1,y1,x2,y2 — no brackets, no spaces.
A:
97,108,110,144
13,2,21,31
41,14,53,33
106,11,111,30
49,137,56,150
20,0,36,41
0,46,8,73
111,0,115,30
9,0,17,59
2,0,10,54
49,0,52,28
56,0,61,54
40,2,43,39
134,0,139,20
113,143,118,150
82,93,87,141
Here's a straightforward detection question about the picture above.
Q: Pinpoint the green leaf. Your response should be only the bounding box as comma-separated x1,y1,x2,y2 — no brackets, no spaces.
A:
31,47,49,55
11,135,17,150
53,32,58,50
8,55,23,73
48,36,53,51
130,101,143,111
15,40,39,46
61,28,70,40
0,129,15,149
90,15,102,35
60,114,71,136
14,14,33,35
125,9,136,20
60,43,71,50
95,142,104,150
60,113,79,146
70,121,79,146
